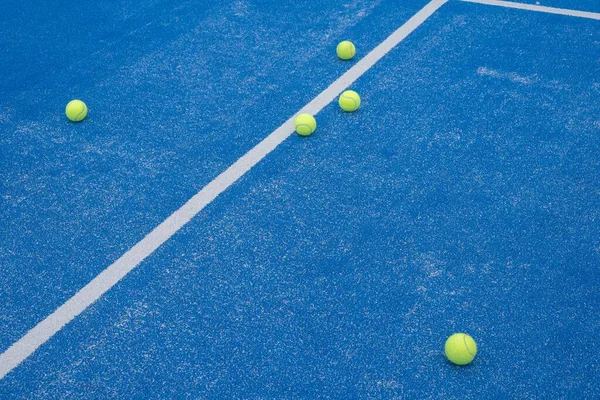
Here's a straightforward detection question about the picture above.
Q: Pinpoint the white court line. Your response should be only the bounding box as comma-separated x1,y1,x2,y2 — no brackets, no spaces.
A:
0,0,448,380
461,0,600,20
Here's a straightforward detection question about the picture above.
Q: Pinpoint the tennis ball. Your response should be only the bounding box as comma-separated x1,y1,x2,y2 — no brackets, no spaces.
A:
65,100,88,122
338,90,361,112
336,41,355,60
445,333,477,365
294,113,316,137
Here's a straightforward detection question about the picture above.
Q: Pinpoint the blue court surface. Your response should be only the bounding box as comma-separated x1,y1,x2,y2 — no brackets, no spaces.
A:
1,0,599,398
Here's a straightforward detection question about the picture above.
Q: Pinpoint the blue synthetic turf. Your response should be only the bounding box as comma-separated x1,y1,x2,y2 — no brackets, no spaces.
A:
1,0,599,398
1,0,429,353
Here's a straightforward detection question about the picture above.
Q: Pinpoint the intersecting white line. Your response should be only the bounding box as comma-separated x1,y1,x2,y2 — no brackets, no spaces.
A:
462,0,600,20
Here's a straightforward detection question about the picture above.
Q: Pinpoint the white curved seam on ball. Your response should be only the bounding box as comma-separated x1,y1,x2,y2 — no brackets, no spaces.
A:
295,123,313,133
463,334,476,356
75,103,86,121
341,94,358,110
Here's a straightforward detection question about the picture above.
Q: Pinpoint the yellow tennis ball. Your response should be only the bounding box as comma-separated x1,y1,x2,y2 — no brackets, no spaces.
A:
294,113,316,137
336,40,355,60
65,100,88,122
338,90,361,112
445,333,478,365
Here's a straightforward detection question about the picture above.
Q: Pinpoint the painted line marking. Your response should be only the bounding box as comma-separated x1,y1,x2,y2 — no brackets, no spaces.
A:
0,0,448,380
461,0,600,20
